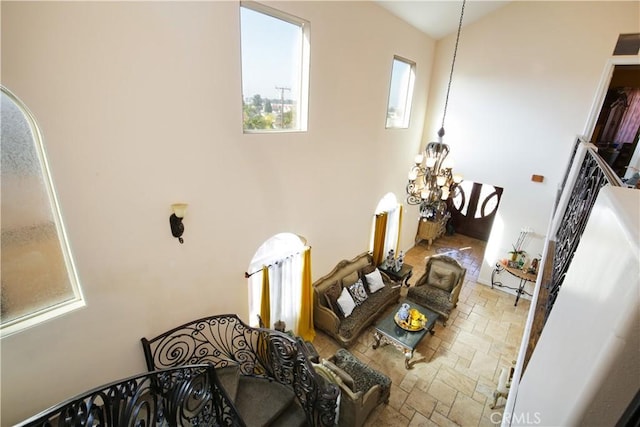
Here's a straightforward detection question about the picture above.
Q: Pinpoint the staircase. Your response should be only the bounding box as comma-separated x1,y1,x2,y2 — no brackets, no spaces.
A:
217,366,307,426
141,314,340,427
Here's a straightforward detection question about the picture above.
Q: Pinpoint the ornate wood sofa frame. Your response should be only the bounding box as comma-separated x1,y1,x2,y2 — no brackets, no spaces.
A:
141,314,339,426
16,364,243,426
312,252,401,347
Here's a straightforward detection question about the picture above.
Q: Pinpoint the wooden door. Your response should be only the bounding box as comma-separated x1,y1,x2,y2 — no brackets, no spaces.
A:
447,181,503,241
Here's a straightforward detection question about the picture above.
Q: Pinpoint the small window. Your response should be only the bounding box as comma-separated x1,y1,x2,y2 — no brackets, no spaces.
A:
386,56,416,129
1,86,84,337
240,2,309,132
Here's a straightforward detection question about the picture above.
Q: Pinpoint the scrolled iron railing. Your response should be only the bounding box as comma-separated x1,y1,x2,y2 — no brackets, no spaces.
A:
141,314,339,426
545,143,623,321
15,364,241,427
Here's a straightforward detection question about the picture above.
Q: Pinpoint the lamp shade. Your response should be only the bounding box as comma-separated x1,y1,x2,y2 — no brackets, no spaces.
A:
171,203,188,218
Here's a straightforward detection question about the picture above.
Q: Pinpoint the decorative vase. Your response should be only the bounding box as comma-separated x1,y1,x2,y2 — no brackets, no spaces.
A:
395,251,405,272
397,303,410,321
385,249,395,269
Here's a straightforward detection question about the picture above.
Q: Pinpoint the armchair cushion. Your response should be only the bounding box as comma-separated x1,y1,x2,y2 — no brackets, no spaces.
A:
428,267,456,292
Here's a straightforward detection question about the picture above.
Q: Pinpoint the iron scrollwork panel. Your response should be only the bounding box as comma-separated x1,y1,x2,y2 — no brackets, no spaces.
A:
546,151,613,321
17,364,243,427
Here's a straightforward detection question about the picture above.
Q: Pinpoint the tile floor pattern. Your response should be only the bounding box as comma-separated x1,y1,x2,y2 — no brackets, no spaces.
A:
312,234,531,427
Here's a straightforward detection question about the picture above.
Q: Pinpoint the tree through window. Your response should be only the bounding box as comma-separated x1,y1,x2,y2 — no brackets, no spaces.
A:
240,2,309,132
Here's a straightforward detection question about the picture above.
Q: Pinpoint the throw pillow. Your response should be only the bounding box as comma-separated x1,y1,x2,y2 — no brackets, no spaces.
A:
364,268,385,293
360,264,376,275
428,266,456,292
336,286,356,317
324,280,343,314
342,270,360,287
347,279,368,305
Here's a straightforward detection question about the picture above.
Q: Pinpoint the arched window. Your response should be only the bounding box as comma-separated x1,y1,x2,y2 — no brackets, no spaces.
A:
247,233,311,336
1,86,84,337
370,193,403,264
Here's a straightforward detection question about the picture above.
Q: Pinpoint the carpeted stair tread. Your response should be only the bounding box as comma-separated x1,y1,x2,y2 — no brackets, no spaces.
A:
234,377,295,427
270,401,307,427
216,366,240,402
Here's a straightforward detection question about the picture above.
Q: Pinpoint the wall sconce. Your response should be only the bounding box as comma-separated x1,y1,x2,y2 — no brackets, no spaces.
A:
169,203,188,244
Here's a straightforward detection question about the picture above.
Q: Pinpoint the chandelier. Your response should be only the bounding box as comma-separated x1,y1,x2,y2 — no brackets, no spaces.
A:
406,0,466,216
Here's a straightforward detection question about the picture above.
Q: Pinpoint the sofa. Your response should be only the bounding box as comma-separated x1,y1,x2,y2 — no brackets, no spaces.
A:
313,252,401,347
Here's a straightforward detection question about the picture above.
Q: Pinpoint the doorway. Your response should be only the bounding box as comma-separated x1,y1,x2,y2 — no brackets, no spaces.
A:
447,181,504,241
591,64,640,179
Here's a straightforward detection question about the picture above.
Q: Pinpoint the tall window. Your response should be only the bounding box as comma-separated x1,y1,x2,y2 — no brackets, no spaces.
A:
386,56,416,129
247,233,307,334
370,193,403,258
240,2,309,132
1,86,84,337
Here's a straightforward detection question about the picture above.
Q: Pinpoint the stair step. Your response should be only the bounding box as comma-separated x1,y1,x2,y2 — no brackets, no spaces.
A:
216,366,240,402
234,377,295,427
271,401,307,427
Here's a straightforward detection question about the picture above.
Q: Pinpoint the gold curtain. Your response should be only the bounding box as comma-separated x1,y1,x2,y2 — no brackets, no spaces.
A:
296,247,315,341
396,204,404,253
372,212,388,265
259,265,270,329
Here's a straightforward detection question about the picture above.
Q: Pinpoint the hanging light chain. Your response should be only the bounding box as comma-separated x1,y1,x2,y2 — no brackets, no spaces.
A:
440,0,466,133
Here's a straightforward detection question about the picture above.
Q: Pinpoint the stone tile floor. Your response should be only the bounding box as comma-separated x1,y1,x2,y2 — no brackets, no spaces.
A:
312,233,531,427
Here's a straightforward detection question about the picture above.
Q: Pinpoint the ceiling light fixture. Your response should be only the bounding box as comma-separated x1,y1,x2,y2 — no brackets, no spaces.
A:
406,0,466,218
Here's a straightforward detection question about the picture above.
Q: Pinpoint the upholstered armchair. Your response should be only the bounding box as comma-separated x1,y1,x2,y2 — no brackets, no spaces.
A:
406,255,466,326
313,348,391,427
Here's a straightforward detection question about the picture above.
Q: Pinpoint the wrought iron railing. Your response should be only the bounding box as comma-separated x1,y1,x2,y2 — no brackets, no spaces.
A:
16,364,241,427
141,314,339,426
545,143,622,321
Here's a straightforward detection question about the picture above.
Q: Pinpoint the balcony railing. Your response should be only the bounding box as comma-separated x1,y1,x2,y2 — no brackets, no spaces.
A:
502,138,624,426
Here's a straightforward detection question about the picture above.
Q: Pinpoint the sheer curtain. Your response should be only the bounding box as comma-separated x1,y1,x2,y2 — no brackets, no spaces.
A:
248,233,306,332
370,193,403,264
383,204,403,255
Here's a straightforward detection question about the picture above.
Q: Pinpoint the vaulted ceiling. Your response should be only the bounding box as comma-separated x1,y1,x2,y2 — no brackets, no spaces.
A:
375,1,510,39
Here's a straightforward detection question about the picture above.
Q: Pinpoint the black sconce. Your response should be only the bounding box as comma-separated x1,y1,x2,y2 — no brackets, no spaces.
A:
170,203,187,244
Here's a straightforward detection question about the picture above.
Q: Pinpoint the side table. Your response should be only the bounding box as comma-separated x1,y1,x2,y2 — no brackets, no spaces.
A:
415,213,450,249
491,262,537,306
379,263,413,287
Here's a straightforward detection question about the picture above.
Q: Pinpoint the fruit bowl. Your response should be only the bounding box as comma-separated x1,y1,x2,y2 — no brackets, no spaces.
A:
394,308,427,331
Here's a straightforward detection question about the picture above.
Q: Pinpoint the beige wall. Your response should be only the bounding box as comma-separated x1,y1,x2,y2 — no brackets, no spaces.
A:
0,1,433,424
423,1,639,287
2,0,639,424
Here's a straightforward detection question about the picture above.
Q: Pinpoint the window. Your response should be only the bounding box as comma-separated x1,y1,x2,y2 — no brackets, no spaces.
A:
386,56,416,129
370,193,403,256
246,233,307,334
1,86,84,337
240,2,309,132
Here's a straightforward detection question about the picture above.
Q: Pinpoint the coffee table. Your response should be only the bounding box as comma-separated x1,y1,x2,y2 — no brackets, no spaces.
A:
372,300,439,369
